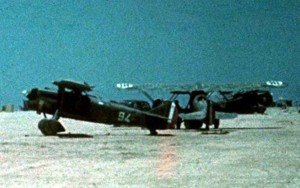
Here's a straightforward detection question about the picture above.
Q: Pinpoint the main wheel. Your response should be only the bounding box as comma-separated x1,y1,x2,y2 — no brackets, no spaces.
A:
38,119,65,136
184,120,203,129
256,106,266,114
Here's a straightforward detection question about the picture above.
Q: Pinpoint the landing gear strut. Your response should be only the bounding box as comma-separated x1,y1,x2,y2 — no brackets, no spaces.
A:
214,119,220,129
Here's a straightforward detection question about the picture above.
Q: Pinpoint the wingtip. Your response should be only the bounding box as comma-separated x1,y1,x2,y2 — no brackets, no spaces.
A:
265,81,288,88
115,83,134,89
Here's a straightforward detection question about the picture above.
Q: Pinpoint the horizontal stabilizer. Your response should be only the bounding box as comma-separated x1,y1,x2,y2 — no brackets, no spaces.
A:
215,112,238,119
179,111,237,120
179,111,206,121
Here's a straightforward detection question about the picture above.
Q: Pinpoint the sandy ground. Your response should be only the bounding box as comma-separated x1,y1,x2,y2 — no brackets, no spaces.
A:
0,108,299,187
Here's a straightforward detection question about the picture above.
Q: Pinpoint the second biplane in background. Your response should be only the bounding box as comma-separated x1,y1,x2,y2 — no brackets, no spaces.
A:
116,81,287,130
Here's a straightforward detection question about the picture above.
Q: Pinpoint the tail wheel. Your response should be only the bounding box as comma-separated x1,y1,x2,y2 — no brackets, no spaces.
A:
38,119,65,136
149,129,158,136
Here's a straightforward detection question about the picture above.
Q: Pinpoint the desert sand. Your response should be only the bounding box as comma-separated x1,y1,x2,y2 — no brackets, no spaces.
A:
0,108,299,187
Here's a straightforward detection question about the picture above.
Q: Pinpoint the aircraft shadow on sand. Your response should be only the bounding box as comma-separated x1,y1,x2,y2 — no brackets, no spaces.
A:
57,133,93,138
222,126,283,130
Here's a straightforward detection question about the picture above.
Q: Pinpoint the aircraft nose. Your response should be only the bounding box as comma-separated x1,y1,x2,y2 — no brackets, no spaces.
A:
22,90,32,99
22,88,39,100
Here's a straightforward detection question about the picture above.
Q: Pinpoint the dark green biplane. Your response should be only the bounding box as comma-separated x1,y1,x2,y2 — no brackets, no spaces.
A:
23,80,177,136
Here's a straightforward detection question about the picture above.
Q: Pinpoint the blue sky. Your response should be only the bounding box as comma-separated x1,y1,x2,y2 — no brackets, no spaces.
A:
0,0,299,106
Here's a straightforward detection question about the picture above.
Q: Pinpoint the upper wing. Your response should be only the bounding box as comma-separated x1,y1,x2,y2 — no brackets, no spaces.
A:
203,81,288,92
115,83,191,91
116,81,287,93
53,79,94,92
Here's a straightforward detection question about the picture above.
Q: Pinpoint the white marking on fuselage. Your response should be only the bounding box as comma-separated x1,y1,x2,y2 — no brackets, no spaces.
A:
168,102,176,123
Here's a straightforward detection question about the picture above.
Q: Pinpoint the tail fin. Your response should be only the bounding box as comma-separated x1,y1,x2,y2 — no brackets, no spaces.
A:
147,101,178,130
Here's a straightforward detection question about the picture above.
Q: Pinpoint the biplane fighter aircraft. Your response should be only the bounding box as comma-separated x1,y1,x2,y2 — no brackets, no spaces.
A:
23,80,177,136
116,81,287,130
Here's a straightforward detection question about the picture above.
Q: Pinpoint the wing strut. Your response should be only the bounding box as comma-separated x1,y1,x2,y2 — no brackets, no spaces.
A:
139,89,155,103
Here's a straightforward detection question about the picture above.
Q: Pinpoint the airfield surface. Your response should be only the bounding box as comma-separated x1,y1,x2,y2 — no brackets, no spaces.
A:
0,108,299,187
